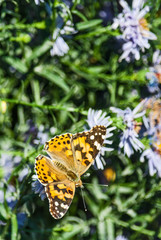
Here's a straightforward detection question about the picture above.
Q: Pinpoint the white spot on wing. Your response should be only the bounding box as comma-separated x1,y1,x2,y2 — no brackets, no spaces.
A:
60,212,64,217
94,141,101,150
55,201,59,206
61,203,68,209
90,135,94,140
102,135,106,139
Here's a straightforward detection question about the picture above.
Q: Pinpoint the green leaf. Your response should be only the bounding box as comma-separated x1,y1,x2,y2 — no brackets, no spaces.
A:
98,220,106,240
0,203,8,221
106,219,114,240
121,166,134,176
31,80,41,104
27,40,52,63
86,66,107,74
32,21,46,29
10,33,31,43
153,17,161,27
76,19,102,31
11,214,18,240
0,21,46,30
3,56,28,73
34,65,70,92
99,206,112,221
90,178,108,201
131,224,155,236
110,117,125,130
76,26,119,39
72,10,88,22
54,224,73,232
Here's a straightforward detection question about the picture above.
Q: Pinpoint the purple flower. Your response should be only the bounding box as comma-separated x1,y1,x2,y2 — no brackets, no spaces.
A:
112,0,157,62
110,101,146,157
33,125,49,145
32,179,47,201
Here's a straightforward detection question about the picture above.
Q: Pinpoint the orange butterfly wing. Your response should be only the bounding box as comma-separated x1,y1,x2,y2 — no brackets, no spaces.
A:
35,154,75,219
71,125,107,175
44,133,77,171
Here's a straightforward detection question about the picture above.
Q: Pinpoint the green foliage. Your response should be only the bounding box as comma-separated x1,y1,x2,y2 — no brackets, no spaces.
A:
0,0,161,240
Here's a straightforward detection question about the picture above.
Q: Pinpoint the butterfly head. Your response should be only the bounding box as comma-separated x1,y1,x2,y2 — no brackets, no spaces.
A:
75,179,82,188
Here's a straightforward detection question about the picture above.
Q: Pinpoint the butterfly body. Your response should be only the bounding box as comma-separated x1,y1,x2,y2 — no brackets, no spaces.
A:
53,160,82,186
35,125,106,219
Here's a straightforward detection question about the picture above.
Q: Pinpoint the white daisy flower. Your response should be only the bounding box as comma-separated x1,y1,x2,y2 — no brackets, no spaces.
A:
112,0,157,62
110,101,146,157
86,108,116,170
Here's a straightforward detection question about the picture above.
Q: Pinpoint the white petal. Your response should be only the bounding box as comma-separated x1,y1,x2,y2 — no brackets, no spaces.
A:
132,100,145,115
143,116,150,129
141,30,157,40
154,52,161,65
50,37,69,57
133,48,140,60
153,50,161,65
148,159,157,176
111,19,119,29
133,110,146,118
132,0,145,10
122,41,133,51
124,141,133,157
119,48,132,62
110,107,123,114
104,140,113,145
137,6,150,20
94,155,105,170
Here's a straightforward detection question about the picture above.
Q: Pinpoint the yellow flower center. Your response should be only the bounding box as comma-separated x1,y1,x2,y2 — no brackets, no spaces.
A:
134,121,142,134
139,18,149,31
153,142,161,155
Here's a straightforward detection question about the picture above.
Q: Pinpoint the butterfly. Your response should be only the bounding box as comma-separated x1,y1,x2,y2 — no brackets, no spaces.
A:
35,125,106,219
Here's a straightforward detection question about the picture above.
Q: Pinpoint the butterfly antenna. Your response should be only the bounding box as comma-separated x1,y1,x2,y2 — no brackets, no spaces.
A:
80,186,87,212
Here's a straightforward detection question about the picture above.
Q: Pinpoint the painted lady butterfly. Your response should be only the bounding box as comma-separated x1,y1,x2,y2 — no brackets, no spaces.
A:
35,125,106,219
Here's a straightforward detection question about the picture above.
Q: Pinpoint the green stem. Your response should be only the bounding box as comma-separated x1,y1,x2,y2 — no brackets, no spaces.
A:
0,98,87,115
